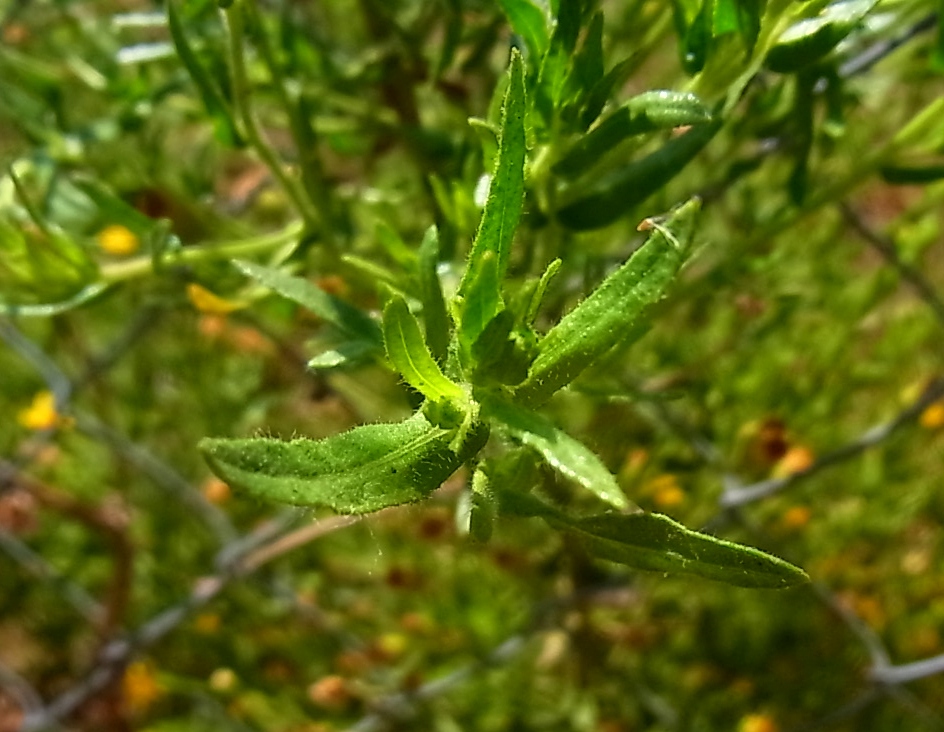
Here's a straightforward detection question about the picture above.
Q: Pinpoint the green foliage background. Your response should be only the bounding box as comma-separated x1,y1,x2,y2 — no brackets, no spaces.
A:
1,0,944,730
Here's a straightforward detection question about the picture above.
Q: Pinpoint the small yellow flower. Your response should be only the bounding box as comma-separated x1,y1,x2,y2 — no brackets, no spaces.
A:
18,391,63,431
122,660,163,714
187,283,244,314
920,400,944,430
739,714,778,732
97,224,139,256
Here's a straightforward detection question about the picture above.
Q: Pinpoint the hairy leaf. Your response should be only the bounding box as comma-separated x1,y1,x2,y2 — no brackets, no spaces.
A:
486,398,631,510
516,199,700,407
200,412,489,514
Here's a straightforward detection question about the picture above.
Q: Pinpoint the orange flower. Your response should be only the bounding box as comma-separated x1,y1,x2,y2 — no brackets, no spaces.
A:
781,505,812,531
122,661,163,714
97,225,139,256
920,401,944,430
646,474,685,508
17,391,67,431
771,445,815,478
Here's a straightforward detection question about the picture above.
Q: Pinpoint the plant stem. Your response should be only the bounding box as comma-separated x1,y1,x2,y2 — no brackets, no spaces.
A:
100,220,304,284
221,0,322,231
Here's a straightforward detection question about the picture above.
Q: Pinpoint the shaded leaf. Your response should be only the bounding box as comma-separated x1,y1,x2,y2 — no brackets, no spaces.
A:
557,121,720,230
486,398,631,509
765,0,878,73
497,0,550,60
233,260,382,345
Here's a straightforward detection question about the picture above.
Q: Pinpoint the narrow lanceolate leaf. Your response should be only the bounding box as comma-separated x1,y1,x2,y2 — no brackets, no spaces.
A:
417,226,451,365
765,0,878,73
516,199,700,408
234,260,382,345
485,398,631,510
557,121,720,230
382,294,465,404
566,513,808,589
554,91,713,179
500,491,808,589
200,412,489,514
457,49,526,304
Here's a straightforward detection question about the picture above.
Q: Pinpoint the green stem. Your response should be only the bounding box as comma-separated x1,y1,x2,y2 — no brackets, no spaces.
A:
222,1,322,230
242,0,338,251
100,220,304,284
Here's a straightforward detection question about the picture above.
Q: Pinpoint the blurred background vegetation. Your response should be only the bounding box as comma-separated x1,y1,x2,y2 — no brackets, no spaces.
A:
2,0,944,730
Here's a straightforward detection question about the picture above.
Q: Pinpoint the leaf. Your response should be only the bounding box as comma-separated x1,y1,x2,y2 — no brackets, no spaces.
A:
523,258,562,325
455,250,503,359
307,340,379,370
418,226,450,365
382,294,465,404
200,412,489,514
880,162,944,185
516,199,700,407
233,260,382,346
565,513,808,588
554,91,714,178
485,398,631,510
501,491,808,588
557,121,720,230
765,0,879,73
579,56,637,131
456,50,526,305
497,0,550,61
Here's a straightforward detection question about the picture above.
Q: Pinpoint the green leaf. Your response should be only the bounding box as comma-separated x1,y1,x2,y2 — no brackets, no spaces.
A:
0,218,98,307
307,340,379,371
455,250,503,359
457,50,526,302
516,199,700,407
166,0,241,145
200,412,489,514
579,56,637,131
880,162,944,185
557,121,720,230
418,226,451,365
233,260,382,346
523,258,562,325
470,309,534,386
501,491,808,588
554,91,714,179
559,11,605,130
765,0,878,73
382,294,465,404
497,0,550,61
468,466,496,542
485,398,631,510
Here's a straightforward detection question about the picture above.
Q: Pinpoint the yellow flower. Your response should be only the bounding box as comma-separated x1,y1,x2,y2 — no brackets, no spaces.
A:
97,225,139,256
122,660,163,714
920,400,944,430
18,391,63,431
739,714,778,732
186,283,244,314
646,474,685,508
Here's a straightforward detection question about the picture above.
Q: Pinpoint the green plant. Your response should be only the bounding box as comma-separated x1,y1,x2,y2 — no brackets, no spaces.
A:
200,51,805,589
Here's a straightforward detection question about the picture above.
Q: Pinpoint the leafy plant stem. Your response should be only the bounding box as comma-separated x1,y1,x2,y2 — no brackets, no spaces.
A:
221,0,322,232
